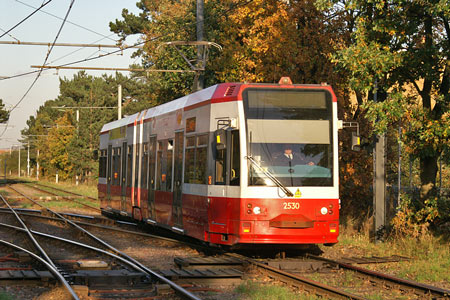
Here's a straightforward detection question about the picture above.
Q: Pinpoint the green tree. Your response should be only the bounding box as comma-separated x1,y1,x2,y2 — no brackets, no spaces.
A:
319,0,450,201
22,71,153,182
0,99,9,123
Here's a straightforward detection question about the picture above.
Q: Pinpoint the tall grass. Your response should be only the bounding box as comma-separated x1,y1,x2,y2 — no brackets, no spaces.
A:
331,220,450,284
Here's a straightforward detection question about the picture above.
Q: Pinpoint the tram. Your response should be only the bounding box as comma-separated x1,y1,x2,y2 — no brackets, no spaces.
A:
98,77,340,248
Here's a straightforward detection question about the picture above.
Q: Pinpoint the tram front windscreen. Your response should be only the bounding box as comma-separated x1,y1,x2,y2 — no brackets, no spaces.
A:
243,88,334,187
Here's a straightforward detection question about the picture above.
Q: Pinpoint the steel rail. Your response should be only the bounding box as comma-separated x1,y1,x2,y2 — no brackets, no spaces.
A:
308,255,450,298
0,240,80,300
226,253,368,300
0,222,151,276
0,207,99,221
0,194,56,269
0,210,184,245
7,185,201,300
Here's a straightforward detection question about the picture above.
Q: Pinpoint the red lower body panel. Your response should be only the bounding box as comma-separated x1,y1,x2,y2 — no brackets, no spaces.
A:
98,183,339,247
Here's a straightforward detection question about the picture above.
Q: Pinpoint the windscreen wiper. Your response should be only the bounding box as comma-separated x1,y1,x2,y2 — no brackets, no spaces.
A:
246,156,294,197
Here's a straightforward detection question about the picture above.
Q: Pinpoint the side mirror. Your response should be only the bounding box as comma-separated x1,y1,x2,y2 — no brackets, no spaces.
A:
214,129,227,150
351,132,360,151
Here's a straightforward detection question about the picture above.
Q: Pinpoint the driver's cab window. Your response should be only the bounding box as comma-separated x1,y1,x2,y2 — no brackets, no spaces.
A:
214,130,240,186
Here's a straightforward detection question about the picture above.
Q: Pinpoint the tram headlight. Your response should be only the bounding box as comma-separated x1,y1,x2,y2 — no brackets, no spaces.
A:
253,206,261,215
320,207,328,215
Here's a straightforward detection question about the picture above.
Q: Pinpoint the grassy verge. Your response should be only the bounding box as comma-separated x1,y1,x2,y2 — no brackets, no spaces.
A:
13,177,98,199
235,281,320,300
322,225,450,285
0,292,15,300
33,178,98,199
6,177,99,210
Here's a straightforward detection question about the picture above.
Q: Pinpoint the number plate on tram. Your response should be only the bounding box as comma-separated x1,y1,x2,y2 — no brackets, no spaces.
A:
283,202,300,210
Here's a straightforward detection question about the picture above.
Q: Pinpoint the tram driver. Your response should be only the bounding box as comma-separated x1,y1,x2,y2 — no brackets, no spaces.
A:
273,144,315,166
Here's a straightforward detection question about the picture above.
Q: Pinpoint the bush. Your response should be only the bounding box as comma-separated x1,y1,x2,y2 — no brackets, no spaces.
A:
391,193,450,238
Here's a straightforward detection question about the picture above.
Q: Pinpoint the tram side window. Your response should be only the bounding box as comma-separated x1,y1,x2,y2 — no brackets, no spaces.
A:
134,143,140,188
184,137,196,184
127,145,133,187
112,147,121,185
99,150,107,178
196,135,208,184
141,143,148,189
148,138,156,190
155,140,173,191
166,140,173,191
156,141,163,190
184,134,208,184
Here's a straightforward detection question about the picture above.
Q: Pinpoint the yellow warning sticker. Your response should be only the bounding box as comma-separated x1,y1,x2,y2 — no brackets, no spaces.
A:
294,189,302,198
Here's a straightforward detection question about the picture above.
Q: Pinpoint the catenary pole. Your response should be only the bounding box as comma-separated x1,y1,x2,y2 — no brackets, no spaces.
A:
118,84,122,120
194,0,205,91
373,78,386,243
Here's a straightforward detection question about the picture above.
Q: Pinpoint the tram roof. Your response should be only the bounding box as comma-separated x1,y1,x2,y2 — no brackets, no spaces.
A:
100,81,336,134
100,84,219,134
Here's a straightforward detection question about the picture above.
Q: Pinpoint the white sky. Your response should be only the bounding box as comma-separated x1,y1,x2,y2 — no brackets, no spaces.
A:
0,0,142,149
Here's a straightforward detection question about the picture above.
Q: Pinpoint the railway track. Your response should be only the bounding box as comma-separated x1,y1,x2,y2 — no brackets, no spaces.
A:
0,187,201,300
2,181,449,299
0,208,188,248
306,254,450,299
170,253,450,300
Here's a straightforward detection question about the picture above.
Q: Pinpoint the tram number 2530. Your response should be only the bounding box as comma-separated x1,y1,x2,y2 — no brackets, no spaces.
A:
283,202,300,210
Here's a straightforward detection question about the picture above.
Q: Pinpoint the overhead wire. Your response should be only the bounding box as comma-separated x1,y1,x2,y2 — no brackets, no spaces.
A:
1,0,255,82
0,0,76,137
14,0,117,42
0,0,255,137
0,0,53,39
49,34,118,64
37,0,76,78
0,27,20,42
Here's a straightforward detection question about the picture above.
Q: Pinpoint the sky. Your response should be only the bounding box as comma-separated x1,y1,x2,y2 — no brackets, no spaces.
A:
0,0,142,149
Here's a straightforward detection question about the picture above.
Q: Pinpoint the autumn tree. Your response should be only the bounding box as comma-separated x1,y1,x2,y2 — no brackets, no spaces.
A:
45,113,75,180
110,0,351,90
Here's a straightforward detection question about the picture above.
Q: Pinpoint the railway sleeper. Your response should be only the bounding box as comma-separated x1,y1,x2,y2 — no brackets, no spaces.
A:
88,286,158,299
158,267,244,287
68,269,150,288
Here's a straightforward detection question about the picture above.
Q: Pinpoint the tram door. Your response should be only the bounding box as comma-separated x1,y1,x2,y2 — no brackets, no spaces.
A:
106,145,113,204
172,131,184,229
121,142,127,211
147,136,157,220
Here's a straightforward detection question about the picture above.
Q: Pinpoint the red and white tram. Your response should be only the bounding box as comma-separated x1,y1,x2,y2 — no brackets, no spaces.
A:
98,78,340,248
